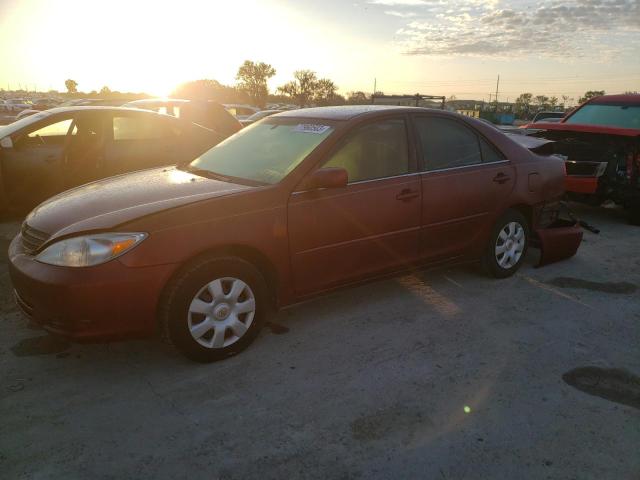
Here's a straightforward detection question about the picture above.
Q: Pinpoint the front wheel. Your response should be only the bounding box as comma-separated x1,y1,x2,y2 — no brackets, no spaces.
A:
159,256,268,362
482,209,529,278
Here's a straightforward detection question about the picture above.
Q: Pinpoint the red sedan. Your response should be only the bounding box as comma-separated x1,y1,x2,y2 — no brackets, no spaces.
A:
9,106,581,361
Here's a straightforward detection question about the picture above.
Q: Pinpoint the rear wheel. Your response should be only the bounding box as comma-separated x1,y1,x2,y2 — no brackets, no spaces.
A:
160,256,268,362
482,209,529,278
628,201,640,226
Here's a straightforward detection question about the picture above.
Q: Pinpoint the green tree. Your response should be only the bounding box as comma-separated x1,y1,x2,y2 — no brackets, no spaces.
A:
533,95,550,109
347,91,369,105
65,79,78,94
99,86,111,96
549,96,558,108
314,78,339,106
514,92,532,116
277,70,318,106
236,60,276,108
578,90,605,104
173,79,250,103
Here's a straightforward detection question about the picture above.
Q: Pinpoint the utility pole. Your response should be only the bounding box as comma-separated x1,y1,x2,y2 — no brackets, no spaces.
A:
371,78,377,103
494,74,500,112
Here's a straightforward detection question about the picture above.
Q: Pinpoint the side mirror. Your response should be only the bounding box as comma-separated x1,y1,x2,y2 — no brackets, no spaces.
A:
0,137,13,149
300,167,348,191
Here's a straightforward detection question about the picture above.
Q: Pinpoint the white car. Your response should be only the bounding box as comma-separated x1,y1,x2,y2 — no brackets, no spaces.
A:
222,103,260,121
2,99,31,112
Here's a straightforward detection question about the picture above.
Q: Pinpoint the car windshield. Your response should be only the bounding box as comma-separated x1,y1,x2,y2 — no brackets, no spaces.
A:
565,104,640,129
186,119,335,184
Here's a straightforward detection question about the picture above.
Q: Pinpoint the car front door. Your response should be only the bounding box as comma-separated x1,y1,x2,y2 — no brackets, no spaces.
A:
288,117,422,296
1,114,75,209
413,115,515,261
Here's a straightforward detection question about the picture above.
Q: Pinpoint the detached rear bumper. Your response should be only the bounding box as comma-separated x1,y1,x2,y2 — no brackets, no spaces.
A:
534,219,583,267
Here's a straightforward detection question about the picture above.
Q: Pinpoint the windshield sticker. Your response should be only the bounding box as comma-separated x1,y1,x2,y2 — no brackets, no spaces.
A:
292,124,331,134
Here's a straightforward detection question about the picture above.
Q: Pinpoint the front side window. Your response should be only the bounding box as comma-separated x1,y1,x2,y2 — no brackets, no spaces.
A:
415,117,482,171
565,104,640,129
324,118,409,183
188,119,335,184
28,119,74,138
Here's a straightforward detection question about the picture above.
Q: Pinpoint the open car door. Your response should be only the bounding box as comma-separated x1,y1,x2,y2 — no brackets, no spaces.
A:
1,114,75,210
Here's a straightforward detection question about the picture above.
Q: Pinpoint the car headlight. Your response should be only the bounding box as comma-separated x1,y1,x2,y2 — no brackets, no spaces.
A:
35,233,147,267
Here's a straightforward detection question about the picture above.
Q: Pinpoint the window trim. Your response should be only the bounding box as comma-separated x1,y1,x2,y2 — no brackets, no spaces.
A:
319,114,416,185
411,114,507,173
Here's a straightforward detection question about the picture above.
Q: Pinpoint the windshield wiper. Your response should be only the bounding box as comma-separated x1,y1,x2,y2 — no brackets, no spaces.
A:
178,164,267,187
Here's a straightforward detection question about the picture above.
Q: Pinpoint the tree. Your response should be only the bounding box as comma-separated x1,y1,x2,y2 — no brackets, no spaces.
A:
277,70,318,106
578,90,605,104
99,86,111,95
549,96,558,108
65,79,78,94
533,95,550,109
514,92,533,116
561,95,573,108
314,78,339,106
173,79,250,103
346,91,369,105
236,60,276,108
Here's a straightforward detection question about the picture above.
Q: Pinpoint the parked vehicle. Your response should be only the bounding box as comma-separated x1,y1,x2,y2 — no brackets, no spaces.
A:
0,106,223,212
240,109,284,127
532,111,565,123
2,99,31,112
530,94,640,224
9,106,581,361
223,103,260,121
16,98,125,121
124,98,241,137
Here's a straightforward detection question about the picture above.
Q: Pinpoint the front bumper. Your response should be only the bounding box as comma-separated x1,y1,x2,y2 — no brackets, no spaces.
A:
8,234,178,341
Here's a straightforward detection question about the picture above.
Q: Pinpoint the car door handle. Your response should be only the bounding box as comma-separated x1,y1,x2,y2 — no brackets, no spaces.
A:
396,188,420,201
493,172,510,184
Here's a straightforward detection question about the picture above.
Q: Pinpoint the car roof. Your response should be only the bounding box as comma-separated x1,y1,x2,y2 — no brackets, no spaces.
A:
273,105,433,121
39,106,173,115
587,94,640,106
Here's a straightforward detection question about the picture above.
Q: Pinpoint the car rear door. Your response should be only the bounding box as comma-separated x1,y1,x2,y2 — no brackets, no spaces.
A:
413,114,515,261
103,111,181,176
288,116,422,296
1,114,75,209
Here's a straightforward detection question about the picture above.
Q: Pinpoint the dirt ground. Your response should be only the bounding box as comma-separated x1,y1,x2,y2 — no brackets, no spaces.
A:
1,203,639,479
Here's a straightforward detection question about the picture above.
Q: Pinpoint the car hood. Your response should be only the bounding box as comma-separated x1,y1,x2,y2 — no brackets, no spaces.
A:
524,122,640,137
26,167,253,239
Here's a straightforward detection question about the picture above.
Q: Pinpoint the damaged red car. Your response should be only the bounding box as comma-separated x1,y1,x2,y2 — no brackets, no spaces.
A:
9,106,582,361
529,94,640,224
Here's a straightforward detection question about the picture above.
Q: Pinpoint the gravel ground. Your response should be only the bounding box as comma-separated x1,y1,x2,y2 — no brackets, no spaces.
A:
0,203,639,480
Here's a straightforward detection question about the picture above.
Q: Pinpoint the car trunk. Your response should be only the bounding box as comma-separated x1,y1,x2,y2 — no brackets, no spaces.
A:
532,130,640,203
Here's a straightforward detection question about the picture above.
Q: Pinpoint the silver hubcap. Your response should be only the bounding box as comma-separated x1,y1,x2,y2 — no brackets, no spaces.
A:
495,221,525,269
188,277,256,349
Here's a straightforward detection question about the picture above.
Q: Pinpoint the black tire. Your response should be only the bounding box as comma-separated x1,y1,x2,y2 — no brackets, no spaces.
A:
482,209,530,278
628,203,640,226
159,256,268,362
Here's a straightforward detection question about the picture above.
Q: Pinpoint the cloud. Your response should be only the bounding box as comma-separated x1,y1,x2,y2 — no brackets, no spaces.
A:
368,0,432,5
389,0,640,58
384,10,418,17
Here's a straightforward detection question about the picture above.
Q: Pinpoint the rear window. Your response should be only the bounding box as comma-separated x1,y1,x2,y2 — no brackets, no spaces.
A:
565,104,640,129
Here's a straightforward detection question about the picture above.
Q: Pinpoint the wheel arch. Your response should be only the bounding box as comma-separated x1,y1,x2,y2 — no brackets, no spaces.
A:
157,243,280,323
508,203,534,229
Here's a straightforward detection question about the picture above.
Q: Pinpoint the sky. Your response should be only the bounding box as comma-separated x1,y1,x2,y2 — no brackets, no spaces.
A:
0,0,638,102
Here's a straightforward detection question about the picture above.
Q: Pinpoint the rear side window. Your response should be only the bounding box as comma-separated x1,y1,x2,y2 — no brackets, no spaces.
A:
479,136,505,163
415,117,482,171
324,118,409,183
113,115,166,141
